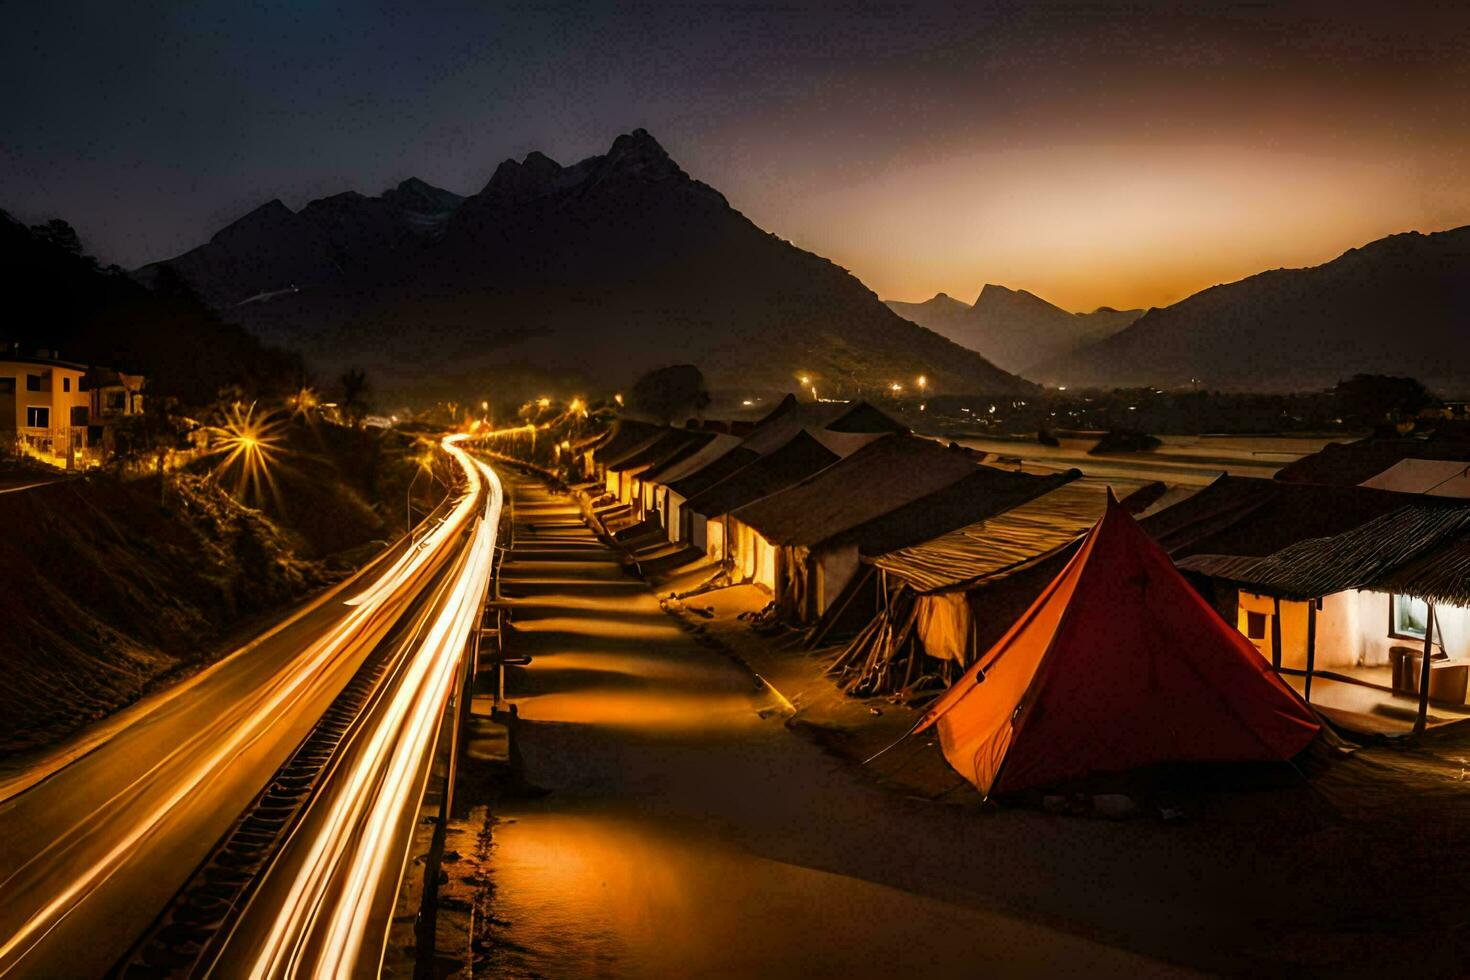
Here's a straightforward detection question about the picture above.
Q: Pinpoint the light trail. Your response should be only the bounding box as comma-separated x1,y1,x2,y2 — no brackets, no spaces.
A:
0,436,486,977
239,437,503,977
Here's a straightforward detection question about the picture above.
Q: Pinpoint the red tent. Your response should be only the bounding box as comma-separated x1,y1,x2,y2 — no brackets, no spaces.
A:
915,493,1320,797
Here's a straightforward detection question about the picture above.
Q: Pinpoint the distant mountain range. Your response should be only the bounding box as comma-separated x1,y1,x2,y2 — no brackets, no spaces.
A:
143,130,1029,404
886,286,1142,374
1033,226,1470,393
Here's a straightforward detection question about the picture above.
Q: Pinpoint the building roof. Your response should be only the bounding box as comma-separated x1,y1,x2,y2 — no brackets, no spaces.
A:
1274,436,1470,487
869,481,1109,593
827,465,1078,558
610,428,712,474
730,433,984,548
664,446,760,500
736,395,904,455
1360,458,1470,497
595,419,668,464
0,353,88,371
639,433,743,485
1139,475,1427,561
1177,502,1470,604
683,430,839,518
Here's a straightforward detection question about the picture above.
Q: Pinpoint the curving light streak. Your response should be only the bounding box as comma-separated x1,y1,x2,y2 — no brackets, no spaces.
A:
245,438,502,977
0,436,487,976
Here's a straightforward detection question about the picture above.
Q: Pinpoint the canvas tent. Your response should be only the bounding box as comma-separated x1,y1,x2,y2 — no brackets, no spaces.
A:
730,433,992,617
915,494,1321,797
645,395,904,553
683,430,842,566
827,481,1111,696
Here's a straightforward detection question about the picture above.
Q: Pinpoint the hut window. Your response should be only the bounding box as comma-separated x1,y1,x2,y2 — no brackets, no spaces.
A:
1246,611,1267,640
1390,594,1429,640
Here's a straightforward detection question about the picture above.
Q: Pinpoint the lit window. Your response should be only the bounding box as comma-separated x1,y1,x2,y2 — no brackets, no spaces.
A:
1392,594,1429,639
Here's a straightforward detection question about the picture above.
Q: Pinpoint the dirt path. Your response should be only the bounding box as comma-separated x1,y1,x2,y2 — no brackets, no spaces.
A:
484,475,1188,978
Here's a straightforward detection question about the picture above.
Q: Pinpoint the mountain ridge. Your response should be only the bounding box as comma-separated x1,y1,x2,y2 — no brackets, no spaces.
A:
1032,225,1470,393
146,129,1031,404
885,284,1142,374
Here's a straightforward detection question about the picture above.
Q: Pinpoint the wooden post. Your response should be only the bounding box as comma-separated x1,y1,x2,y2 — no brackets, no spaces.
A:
1270,596,1283,672
1414,603,1438,735
1304,599,1317,703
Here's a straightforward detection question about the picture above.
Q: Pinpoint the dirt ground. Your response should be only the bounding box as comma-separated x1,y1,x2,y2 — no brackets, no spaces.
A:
477,473,1470,978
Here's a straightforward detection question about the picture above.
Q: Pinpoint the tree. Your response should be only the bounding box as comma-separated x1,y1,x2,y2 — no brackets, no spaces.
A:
1334,374,1433,428
30,218,84,257
627,364,710,424
339,367,371,425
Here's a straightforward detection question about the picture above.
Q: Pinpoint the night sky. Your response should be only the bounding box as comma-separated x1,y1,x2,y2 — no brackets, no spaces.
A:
5,1,1468,310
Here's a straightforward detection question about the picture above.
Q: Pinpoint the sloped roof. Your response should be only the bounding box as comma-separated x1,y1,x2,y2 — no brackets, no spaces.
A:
665,446,760,499
870,481,1109,593
640,433,743,485
594,419,667,463
1177,503,1470,603
1139,475,1425,561
827,466,1078,558
1361,458,1470,497
731,434,983,548
683,430,839,518
737,395,904,455
606,429,711,473
1274,436,1470,487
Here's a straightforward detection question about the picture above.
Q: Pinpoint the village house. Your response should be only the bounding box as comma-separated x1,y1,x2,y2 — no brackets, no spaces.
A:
1147,474,1470,734
0,350,92,466
0,350,148,468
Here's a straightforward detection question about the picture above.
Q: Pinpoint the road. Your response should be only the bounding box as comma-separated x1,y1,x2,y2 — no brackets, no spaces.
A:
482,474,1187,978
0,436,502,978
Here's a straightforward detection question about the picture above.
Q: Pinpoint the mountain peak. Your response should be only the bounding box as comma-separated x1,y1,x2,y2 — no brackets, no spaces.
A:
211,198,297,243
602,128,680,180
383,177,463,214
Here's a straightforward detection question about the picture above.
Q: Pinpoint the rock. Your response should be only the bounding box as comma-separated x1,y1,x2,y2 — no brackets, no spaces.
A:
1092,793,1141,820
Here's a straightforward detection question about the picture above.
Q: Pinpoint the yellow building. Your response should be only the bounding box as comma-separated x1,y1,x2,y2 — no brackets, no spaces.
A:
0,352,92,466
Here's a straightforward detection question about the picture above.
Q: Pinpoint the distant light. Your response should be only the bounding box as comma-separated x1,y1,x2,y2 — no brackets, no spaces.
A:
614,393,624,406
890,382,902,392
742,399,754,406
481,401,489,412
1129,405,1138,411
798,374,810,386
919,403,926,412
1057,385,1067,391
917,375,927,389
988,405,996,413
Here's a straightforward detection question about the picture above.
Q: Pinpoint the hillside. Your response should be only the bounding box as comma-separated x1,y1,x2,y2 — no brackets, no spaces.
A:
147,131,1031,404
1033,226,1470,393
0,211,298,404
886,285,1140,374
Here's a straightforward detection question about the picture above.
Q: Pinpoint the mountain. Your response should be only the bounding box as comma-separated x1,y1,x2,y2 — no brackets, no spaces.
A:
0,211,298,404
884,292,971,339
1033,226,1470,393
886,285,1141,374
138,178,464,308
146,130,1030,404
